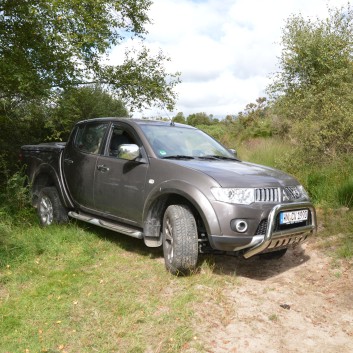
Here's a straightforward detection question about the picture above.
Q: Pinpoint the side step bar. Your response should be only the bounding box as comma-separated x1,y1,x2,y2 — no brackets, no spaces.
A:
68,211,143,239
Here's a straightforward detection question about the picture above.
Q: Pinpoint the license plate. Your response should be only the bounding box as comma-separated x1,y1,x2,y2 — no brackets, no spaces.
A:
280,209,308,225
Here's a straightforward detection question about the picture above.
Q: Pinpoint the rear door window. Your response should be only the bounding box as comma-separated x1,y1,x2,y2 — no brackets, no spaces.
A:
75,123,108,154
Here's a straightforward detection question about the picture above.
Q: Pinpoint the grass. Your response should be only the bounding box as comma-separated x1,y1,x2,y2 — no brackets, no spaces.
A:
314,207,353,258
239,138,353,209
237,137,292,167
337,178,353,208
0,213,238,353
237,137,353,259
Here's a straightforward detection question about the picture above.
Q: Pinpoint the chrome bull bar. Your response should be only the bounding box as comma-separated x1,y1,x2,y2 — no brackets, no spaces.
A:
243,202,317,259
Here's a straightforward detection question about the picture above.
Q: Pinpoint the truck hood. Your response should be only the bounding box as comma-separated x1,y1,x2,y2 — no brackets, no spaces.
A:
167,159,298,188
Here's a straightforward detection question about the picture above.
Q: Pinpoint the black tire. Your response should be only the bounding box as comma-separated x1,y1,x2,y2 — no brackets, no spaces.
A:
259,248,288,260
37,187,68,226
162,204,198,275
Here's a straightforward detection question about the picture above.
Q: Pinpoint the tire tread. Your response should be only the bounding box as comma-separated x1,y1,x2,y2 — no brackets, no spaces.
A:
163,204,198,275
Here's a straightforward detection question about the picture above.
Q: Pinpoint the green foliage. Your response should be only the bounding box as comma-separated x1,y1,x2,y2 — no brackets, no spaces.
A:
237,138,291,167
0,100,52,184
337,178,353,208
318,207,353,258
2,170,29,212
306,171,330,205
0,221,236,352
269,3,353,160
0,0,179,111
173,112,186,123
236,98,275,140
0,86,128,183
236,136,353,258
197,124,235,147
0,0,181,184
102,47,180,111
236,136,353,211
0,169,35,227
337,236,353,259
272,6,353,93
187,112,213,126
47,85,128,141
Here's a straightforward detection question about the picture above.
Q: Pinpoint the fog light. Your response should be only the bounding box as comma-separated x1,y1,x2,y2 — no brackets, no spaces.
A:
232,219,248,233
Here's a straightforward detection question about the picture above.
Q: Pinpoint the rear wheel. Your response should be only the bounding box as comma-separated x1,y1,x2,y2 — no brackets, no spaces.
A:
162,204,198,275
37,187,68,226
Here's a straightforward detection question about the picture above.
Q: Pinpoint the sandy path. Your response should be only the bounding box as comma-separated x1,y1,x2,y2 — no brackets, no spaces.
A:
193,240,353,353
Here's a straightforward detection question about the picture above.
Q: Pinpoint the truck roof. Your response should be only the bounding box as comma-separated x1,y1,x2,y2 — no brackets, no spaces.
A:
75,117,195,129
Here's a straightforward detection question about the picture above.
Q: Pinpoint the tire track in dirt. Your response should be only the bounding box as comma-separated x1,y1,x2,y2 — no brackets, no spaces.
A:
192,241,353,353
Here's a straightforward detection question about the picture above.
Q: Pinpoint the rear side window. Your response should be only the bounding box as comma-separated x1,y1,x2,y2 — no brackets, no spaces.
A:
75,123,108,154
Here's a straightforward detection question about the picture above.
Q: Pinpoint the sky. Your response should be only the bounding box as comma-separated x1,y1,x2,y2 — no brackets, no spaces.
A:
109,0,348,119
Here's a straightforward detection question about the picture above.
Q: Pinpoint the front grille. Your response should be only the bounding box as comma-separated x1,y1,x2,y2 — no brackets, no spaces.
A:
255,219,268,235
255,188,280,202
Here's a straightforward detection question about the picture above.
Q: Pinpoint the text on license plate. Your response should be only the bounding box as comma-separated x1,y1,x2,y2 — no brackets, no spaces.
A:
280,209,308,225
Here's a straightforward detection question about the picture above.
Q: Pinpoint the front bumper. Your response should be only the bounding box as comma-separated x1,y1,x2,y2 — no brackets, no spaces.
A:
208,202,316,258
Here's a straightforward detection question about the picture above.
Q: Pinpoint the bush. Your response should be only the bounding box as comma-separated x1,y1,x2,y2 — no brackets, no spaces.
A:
337,178,353,208
305,171,332,205
237,136,353,210
0,169,35,227
268,5,353,162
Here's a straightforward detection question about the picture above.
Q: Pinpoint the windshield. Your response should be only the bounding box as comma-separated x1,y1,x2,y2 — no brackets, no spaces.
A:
140,124,235,159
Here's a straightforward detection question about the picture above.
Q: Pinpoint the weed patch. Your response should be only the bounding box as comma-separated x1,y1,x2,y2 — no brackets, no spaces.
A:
337,178,353,208
0,222,238,352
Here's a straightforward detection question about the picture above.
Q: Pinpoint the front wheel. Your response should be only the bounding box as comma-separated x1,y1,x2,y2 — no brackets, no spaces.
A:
37,187,68,226
162,204,198,275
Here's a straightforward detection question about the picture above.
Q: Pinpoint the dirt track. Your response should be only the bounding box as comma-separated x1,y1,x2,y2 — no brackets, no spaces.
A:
192,240,353,353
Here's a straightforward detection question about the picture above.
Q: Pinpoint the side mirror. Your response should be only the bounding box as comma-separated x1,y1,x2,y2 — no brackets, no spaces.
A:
228,148,237,158
118,144,140,160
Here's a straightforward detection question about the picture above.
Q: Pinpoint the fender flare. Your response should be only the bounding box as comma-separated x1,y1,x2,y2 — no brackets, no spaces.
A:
30,162,73,208
143,179,221,237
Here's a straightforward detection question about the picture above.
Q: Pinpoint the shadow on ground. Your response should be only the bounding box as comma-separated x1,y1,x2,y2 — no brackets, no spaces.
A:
73,220,310,279
74,220,163,259
199,245,310,280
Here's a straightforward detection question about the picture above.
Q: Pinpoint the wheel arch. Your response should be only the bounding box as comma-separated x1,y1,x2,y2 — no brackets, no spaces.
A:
30,164,69,208
143,180,221,241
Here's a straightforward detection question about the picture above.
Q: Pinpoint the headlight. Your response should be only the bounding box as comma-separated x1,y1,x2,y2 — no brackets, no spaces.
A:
282,185,310,201
298,185,310,200
211,187,255,205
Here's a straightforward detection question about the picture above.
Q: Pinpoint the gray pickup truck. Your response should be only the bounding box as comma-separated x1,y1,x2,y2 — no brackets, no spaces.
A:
21,118,316,274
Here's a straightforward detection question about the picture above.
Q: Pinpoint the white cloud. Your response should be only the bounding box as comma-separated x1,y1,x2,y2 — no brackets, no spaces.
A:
109,0,350,118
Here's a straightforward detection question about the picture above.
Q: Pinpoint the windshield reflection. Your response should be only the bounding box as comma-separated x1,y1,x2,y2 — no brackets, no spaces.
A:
140,124,235,159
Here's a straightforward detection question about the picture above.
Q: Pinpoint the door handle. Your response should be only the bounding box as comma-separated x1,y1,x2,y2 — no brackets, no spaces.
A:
97,164,110,172
64,158,73,164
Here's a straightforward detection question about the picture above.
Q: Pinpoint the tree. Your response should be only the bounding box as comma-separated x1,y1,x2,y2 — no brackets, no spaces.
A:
48,85,129,140
0,0,180,111
173,112,185,123
0,98,53,184
268,3,353,159
187,112,212,126
235,97,274,139
224,115,235,124
0,85,128,183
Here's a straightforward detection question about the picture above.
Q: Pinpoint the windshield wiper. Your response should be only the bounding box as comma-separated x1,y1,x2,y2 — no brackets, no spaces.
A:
162,155,195,160
198,155,238,161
